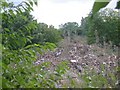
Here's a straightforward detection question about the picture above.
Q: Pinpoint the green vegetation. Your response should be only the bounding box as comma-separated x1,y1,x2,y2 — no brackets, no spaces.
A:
1,0,119,88
92,0,120,15
80,8,119,47
59,22,81,42
32,24,62,44
1,0,61,88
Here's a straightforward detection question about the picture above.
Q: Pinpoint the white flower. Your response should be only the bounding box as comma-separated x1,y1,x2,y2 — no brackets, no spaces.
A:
70,60,78,63
103,62,106,65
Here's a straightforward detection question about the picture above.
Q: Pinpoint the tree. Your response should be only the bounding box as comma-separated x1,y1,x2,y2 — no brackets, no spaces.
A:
31,23,62,44
31,23,48,44
83,8,119,46
1,0,56,88
59,22,80,42
44,26,62,44
80,16,91,36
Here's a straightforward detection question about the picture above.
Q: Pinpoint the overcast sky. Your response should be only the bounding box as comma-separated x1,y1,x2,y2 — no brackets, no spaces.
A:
31,0,94,28
8,0,118,28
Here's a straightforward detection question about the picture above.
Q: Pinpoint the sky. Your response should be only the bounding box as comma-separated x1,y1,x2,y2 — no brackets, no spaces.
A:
8,0,118,28
31,0,95,28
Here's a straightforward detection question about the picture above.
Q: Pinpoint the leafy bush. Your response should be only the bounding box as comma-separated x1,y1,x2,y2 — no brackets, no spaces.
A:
31,23,62,45
44,28,62,44
1,1,57,88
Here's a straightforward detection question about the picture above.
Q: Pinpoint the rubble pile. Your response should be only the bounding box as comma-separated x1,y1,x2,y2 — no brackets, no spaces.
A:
34,41,118,75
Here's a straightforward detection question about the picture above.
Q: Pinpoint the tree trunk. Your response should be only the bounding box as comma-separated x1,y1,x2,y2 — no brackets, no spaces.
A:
67,31,70,43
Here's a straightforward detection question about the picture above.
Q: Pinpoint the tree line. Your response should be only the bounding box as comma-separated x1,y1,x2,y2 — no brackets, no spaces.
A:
59,8,119,48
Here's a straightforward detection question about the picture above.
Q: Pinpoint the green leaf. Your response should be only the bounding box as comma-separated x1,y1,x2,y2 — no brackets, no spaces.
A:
34,1,38,6
22,6,28,12
116,0,120,9
18,8,22,14
29,1,33,6
92,1,110,15
15,10,20,14
24,1,31,8
4,28,10,32
2,2,8,7
24,45,33,49
9,10,14,16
